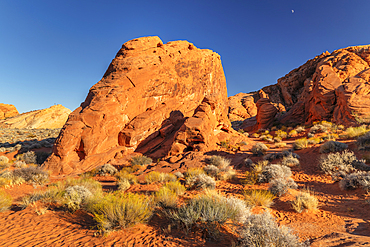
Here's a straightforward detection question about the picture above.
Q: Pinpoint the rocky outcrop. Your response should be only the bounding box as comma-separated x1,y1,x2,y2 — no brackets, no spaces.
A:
241,44,370,129
43,36,245,175
228,93,257,122
0,105,71,129
0,104,18,120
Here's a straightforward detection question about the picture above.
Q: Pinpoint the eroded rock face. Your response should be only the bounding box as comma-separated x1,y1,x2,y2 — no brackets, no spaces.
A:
43,36,237,174
0,104,18,120
0,104,70,129
241,44,370,128
228,93,257,121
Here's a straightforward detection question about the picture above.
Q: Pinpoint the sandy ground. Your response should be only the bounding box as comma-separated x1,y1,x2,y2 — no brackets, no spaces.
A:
1,132,370,246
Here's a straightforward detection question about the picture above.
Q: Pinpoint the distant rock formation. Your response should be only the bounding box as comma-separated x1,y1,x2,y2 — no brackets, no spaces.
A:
44,36,247,174
238,45,370,130
0,103,18,120
0,105,71,129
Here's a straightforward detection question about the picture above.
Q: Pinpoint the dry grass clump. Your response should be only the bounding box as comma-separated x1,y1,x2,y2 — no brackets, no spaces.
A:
205,155,236,181
154,186,178,209
345,126,368,138
251,142,269,156
268,178,297,197
163,180,185,195
16,151,37,164
275,142,287,148
275,130,288,139
319,141,348,153
237,211,308,247
115,170,138,185
244,189,275,208
0,190,12,212
130,155,153,166
293,138,309,150
184,167,204,178
292,190,318,213
164,191,249,239
144,171,177,184
307,136,321,145
86,192,153,233
208,155,231,170
339,171,370,192
11,166,49,185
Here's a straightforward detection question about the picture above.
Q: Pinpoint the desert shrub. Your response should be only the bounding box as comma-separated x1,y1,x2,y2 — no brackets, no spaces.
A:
244,189,275,207
295,126,306,133
208,155,231,171
203,165,220,178
244,158,253,166
309,124,327,134
86,192,153,233
275,142,287,148
165,192,249,238
307,136,321,145
345,126,368,138
219,169,237,181
293,138,308,150
13,161,27,168
17,151,37,164
183,168,205,179
281,150,300,159
0,156,9,165
319,141,348,153
119,164,142,174
95,164,118,176
307,132,315,138
173,171,184,179
273,136,282,143
251,142,268,156
20,190,49,209
357,132,370,151
163,180,185,195
251,133,260,138
268,178,298,197
339,171,370,192
318,150,369,180
258,164,292,183
0,178,12,188
117,179,131,192
154,186,178,209
288,129,298,137
237,212,307,247
115,170,138,185
144,171,177,184
292,190,319,213
130,155,152,166
63,185,93,212
263,152,283,162
275,130,287,139
186,173,216,190
12,166,49,185
280,154,300,167
0,190,12,212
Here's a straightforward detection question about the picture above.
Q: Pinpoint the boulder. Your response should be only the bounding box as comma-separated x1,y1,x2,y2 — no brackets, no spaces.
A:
0,103,18,120
0,104,70,129
43,36,243,174
228,92,257,121
242,44,370,128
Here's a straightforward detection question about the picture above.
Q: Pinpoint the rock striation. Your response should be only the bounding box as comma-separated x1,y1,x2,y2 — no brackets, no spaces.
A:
240,45,370,130
0,105,71,129
0,103,18,120
44,36,245,174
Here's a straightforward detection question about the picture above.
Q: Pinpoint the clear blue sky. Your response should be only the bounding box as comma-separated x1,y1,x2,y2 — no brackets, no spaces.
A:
1,0,370,113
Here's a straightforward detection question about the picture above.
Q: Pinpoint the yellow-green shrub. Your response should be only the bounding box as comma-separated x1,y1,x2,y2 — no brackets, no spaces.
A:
0,190,12,212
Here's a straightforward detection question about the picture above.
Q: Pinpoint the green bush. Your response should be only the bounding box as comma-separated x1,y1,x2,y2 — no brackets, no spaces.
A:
0,190,12,212
86,192,153,233
130,155,153,166
237,212,308,247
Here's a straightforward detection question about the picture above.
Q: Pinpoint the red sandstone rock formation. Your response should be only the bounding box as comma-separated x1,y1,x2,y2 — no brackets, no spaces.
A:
43,36,245,174
0,104,18,120
240,45,370,129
